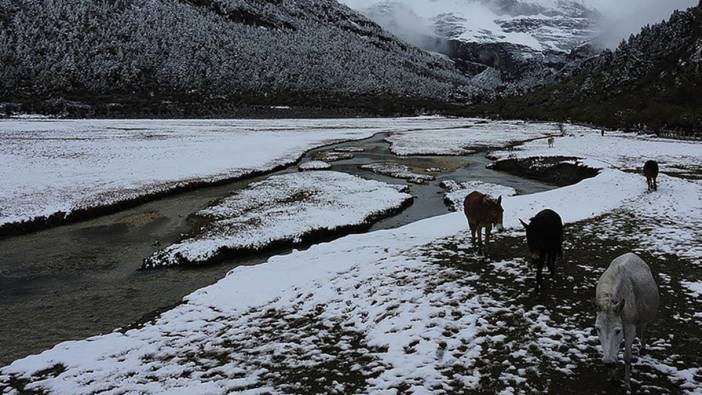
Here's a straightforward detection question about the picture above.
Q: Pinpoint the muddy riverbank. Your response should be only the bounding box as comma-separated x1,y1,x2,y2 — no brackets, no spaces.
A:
488,156,600,187
0,132,557,365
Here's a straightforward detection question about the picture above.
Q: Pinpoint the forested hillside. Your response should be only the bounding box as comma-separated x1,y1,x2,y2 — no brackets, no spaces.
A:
0,0,473,116
471,2,702,132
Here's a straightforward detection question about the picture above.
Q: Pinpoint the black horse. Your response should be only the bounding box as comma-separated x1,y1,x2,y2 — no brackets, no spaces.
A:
643,160,659,191
520,209,564,294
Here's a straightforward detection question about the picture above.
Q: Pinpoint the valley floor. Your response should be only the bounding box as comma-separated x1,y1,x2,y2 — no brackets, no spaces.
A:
0,117,554,236
1,121,700,394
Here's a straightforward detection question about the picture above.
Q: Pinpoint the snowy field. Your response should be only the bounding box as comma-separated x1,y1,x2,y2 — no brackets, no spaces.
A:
440,180,518,212
144,172,412,268
0,117,489,229
490,127,702,174
385,120,562,155
2,121,701,393
490,128,702,263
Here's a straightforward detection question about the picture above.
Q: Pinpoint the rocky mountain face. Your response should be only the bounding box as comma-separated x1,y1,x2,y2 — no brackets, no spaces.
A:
341,0,601,93
0,0,473,116
472,3,702,132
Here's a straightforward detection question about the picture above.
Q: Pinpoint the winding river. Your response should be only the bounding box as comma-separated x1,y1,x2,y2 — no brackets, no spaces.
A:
0,132,554,365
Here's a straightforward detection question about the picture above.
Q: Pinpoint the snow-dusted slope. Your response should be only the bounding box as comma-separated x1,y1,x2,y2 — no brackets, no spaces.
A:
0,0,472,113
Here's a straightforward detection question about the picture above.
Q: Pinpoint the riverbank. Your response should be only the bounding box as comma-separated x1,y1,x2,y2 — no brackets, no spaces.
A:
0,121,557,365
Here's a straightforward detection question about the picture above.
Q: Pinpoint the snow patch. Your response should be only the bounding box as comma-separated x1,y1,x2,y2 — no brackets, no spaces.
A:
386,120,560,156
359,162,435,184
298,160,332,171
143,171,413,268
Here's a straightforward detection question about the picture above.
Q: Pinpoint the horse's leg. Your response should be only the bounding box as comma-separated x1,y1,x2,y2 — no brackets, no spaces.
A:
484,225,492,255
654,177,658,191
638,323,648,354
535,261,543,294
548,251,556,279
469,223,477,247
624,324,636,390
476,225,483,253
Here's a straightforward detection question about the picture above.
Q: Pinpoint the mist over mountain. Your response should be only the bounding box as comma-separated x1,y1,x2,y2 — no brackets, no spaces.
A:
341,0,598,53
590,0,698,47
340,0,698,99
341,0,697,51
470,3,702,132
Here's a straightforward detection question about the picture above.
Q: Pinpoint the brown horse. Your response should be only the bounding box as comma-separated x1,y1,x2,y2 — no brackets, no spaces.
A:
643,160,659,191
464,191,504,253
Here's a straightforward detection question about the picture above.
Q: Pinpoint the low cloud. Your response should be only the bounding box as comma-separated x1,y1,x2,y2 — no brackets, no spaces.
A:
590,0,698,47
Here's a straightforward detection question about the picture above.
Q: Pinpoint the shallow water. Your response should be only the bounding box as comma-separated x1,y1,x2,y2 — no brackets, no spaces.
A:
0,132,554,365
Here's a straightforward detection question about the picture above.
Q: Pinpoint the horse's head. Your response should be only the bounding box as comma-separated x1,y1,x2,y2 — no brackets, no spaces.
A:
595,299,626,368
486,195,504,231
519,218,539,260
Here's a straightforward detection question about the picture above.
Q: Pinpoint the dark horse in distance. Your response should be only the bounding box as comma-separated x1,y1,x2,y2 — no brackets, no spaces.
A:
643,160,659,191
520,209,564,294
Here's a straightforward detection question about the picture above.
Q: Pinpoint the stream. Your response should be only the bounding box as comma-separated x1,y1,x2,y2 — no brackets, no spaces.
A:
0,132,554,365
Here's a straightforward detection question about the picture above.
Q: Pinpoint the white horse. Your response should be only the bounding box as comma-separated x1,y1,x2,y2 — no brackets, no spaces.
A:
595,252,659,389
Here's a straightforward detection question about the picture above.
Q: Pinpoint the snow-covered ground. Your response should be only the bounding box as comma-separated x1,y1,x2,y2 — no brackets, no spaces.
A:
490,128,702,263
5,167,700,393
440,180,517,211
682,281,702,298
2,121,701,393
312,151,355,162
298,160,331,171
333,146,365,153
0,119,369,227
385,120,562,155
490,127,702,173
359,162,435,184
143,172,412,268
0,116,489,228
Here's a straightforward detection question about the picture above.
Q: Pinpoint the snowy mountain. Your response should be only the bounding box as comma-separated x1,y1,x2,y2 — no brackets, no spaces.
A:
0,0,473,116
342,0,599,52
341,0,601,91
473,3,702,132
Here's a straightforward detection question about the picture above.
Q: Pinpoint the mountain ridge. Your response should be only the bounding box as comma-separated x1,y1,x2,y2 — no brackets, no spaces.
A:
0,0,472,117
464,2,702,132
340,0,602,93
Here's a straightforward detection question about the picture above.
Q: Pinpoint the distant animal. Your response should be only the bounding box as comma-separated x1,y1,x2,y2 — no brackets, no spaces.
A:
548,137,555,148
519,209,563,293
643,160,659,191
595,253,659,390
464,191,504,253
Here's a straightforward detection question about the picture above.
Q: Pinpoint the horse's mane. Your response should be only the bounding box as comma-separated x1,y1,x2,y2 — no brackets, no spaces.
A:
596,264,622,310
